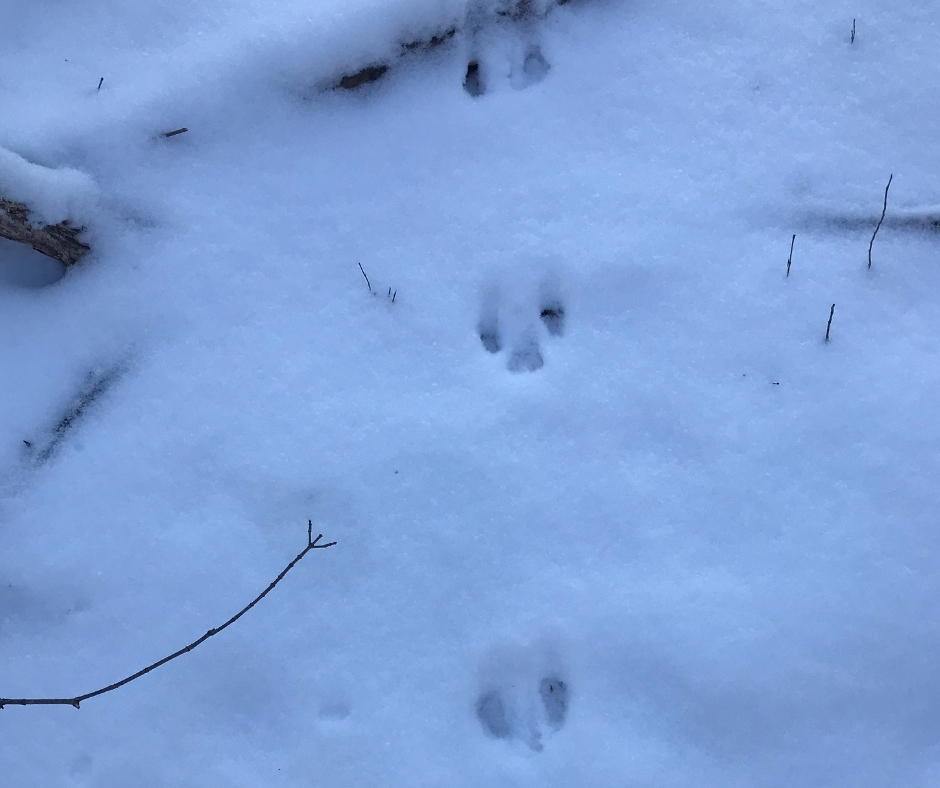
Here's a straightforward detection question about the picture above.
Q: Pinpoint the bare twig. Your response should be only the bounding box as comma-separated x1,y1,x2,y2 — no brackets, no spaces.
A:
358,262,372,293
161,128,188,138
868,174,893,269
97,77,104,91
787,234,796,277
825,303,835,342
851,19,856,44
0,522,336,710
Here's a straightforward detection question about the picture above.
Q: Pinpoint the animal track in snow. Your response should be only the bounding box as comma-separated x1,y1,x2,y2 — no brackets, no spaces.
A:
507,330,544,373
539,301,565,336
476,690,512,739
463,61,485,97
539,675,569,728
464,44,551,96
512,45,551,89
476,673,570,751
478,280,565,373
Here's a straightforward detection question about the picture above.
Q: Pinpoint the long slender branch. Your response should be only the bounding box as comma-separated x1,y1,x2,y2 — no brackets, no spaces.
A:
0,522,335,709
868,174,893,269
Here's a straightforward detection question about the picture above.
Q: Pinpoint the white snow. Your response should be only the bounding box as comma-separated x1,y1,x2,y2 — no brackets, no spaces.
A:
0,147,98,225
2,1,940,786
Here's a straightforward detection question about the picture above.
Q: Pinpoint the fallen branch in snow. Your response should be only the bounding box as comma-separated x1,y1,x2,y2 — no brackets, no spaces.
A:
0,198,90,266
825,303,835,342
786,233,795,277
0,522,336,710
868,174,893,269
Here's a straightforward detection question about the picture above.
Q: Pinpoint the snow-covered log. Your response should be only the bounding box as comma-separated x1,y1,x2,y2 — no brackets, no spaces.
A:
0,146,95,265
0,198,89,266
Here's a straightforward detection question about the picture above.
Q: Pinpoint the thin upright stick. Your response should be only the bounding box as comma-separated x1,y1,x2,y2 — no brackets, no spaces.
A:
0,523,335,709
868,174,893,269
787,234,796,277
358,262,372,293
825,304,835,342
851,19,856,44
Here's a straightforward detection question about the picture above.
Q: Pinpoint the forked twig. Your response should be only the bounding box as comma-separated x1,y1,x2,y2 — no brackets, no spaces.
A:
0,522,335,709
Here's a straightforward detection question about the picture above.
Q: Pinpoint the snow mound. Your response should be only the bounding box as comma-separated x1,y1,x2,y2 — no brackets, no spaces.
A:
0,147,97,225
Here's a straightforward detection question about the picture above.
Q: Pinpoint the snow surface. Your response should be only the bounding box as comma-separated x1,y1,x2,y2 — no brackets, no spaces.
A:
0,147,98,226
3,0,940,785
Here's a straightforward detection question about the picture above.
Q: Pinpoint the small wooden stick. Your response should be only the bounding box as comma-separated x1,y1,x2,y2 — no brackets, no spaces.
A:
825,303,835,342
851,19,856,44
868,174,893,269
358,262,372,293
786,234,796,277
162,128,188,138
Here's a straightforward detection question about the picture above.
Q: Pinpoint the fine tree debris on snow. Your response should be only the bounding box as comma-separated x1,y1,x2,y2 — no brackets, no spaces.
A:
27,365,124,463
402,27,456,53
496,0,541,21
97,77,104,91
161,127,188,138
851,19,856,44
786,233,796,277
0,198,89,266
868,174,893,269
825,303,836,342
338,64,389,90
0,523,336,710
333,1,568,96
358,261,373,293
358,263,396,301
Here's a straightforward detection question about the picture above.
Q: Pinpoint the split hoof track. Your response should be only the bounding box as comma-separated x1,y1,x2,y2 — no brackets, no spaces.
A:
476,674,570,751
